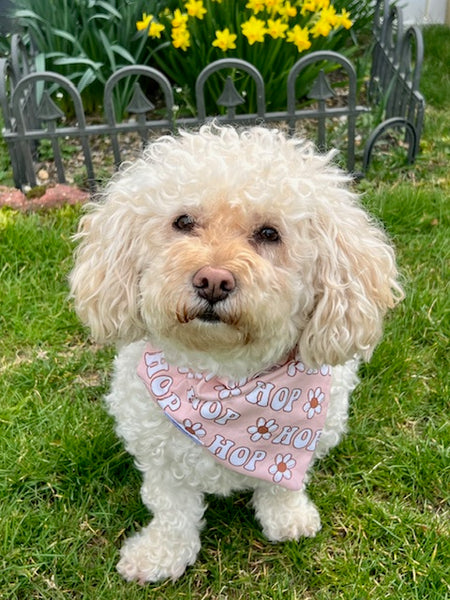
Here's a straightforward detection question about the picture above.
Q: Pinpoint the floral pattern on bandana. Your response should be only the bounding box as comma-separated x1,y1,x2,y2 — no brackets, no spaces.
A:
303,387,326,419
269,453,297,484
247,417,279,442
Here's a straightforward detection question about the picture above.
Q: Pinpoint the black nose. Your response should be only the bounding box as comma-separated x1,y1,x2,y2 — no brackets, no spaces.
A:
192,266,236,304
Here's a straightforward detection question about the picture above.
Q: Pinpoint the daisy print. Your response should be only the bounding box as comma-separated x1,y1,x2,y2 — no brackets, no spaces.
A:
182,419,206,439
187,387,200,408
269,453,296,484
306,367,319,375
303,387,325,419
247,417,278,442
177,367,214,382
287,360,306,377
320,365,331,376
215,378,247,400
177,367,203,380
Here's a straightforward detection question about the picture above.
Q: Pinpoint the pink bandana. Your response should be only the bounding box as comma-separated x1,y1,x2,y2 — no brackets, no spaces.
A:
137,345,331,490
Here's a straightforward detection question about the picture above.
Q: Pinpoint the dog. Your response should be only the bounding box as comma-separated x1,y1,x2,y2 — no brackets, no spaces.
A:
70,124,403,583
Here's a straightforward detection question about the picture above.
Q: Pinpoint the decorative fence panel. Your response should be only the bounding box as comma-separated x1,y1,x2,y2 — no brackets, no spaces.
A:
0,0,425,191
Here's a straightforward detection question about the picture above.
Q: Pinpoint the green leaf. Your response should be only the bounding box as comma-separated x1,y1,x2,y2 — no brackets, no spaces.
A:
98,30,115,70
44,52,68,59
51,28,85,55
51,28,79,45
53,57,103,70
87,14,111,23
110,45,136,65
14,9,44,21
95,1,122,20
77,67,97,93
34,52,46,72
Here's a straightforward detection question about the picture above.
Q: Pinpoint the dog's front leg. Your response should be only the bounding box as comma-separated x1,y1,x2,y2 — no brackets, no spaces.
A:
117,472,206,584
252,484,321,542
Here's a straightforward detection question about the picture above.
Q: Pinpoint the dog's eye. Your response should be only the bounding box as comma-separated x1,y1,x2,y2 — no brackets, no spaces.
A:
173,214,196,233
253,226,281,244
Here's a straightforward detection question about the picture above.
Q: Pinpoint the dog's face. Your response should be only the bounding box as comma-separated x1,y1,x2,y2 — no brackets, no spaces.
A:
70,126,402,374
136,195,307,367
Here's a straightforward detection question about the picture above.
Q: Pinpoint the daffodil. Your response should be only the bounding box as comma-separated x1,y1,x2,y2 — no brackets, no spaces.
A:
136,13,152,32
265,0,284,15
212,28,237,51
335,9,352,29
277,1,297,18
266,18,289,39
311,17,332,38
148,20,165,38
172,8,188,29
301,0,317,14
136,13,165,38
241,16,267,45
301,0,330,15
320,6,338,27
185,0,207,19
171,26,191,50
286,24,311,52
245,0,265,13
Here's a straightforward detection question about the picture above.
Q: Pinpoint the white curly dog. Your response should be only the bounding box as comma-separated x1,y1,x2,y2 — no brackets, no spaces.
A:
70,125,402,584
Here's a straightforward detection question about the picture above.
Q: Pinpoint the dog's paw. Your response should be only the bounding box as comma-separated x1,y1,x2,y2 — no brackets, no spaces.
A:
263,501,321,542
117,523,201,584
253,489,322,542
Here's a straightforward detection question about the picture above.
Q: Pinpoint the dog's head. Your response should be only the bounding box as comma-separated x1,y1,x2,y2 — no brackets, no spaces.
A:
70,125,403,373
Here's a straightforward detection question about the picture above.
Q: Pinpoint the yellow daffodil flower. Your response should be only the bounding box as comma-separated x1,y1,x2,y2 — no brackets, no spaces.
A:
265,0,284,14
301,0,316,14
172,8,188,29
241,16,267,44
136,13,165,38
286,25,311,52
311,17,332,37
266,18,289,39
148,21,165,38
245,0,265,14
136,13,152,31
212,28,238,51
185,0,207,19
277,1,297,18
336,9,352,29
320,6,338,27
301,0,330,15
172,26,191,50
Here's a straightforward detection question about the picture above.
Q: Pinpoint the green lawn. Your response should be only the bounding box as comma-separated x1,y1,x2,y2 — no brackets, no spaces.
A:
0,25,448,600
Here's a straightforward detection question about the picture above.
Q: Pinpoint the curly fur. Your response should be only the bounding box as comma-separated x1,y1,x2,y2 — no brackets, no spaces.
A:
70,124,403,583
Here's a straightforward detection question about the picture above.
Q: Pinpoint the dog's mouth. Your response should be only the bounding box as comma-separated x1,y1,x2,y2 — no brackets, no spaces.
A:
176,301,240,327
197,306,222,323
175,301,251,345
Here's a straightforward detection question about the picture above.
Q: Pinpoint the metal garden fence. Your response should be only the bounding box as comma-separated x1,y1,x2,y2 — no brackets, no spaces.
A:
0,0,425,191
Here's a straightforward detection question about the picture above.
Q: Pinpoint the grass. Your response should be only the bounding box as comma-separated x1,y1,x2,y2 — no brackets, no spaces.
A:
0,24,449,600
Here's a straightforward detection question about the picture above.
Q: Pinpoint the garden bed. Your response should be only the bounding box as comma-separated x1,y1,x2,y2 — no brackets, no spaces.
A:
1,0,425,189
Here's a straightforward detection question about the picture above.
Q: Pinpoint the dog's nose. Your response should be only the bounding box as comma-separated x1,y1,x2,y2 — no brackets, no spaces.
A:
193,266,236,304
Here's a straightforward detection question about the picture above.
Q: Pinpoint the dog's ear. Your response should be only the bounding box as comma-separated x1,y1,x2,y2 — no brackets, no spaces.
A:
297,199,403,367
69,195,145,344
